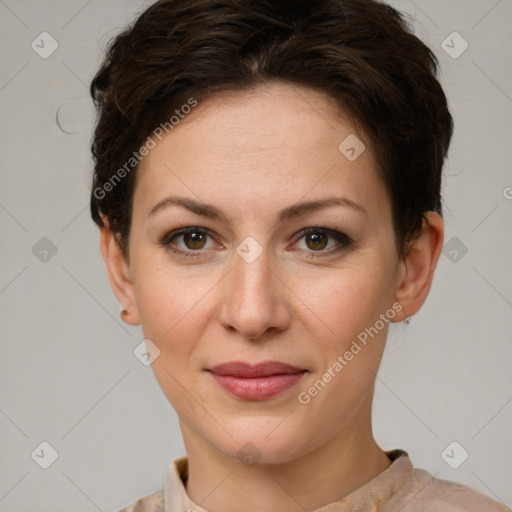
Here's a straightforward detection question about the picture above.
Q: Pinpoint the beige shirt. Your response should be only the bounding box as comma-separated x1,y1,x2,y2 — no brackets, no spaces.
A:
118,449,509,511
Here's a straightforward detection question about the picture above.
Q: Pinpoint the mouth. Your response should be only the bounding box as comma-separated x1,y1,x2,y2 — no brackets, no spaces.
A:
206,361,307,400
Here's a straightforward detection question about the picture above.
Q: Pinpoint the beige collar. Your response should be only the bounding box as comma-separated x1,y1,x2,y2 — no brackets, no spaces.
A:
164,449,412,512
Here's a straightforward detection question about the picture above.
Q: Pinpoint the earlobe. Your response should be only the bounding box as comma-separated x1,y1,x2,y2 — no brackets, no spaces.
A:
99,219,141,326
393,212,444,322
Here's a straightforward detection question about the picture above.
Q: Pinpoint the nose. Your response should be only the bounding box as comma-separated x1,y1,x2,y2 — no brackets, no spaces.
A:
217,245,291,341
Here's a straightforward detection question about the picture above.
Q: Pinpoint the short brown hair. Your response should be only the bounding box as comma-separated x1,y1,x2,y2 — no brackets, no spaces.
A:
89,0,453,257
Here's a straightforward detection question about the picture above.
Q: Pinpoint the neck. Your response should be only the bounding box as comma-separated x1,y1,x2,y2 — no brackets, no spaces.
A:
181,403,391,512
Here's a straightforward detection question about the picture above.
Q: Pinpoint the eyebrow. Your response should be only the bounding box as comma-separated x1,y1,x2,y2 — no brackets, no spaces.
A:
148,195,367,223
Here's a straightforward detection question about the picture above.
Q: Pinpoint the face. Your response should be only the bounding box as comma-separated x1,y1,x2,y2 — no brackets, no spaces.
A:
112,82,411,464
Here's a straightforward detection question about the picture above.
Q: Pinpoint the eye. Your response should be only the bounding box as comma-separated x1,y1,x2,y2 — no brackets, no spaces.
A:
160,226,352,259
293,227,352,257
161,227,216,258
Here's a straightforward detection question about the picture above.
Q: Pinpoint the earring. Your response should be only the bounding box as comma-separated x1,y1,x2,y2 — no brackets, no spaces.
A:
404,316,411,325
120,309,128,320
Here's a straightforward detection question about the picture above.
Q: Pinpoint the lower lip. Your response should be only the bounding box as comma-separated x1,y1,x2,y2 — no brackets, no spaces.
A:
208,371,306,400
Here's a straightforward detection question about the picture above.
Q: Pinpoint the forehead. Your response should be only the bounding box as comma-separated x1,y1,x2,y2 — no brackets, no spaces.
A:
134,81,390,223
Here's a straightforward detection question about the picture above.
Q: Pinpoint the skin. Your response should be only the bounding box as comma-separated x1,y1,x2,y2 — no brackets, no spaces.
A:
100,81,444,512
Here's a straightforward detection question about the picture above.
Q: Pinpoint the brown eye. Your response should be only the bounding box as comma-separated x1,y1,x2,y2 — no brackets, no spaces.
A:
295,228,352,258
304,231,329,251
180,230,208,250
162,227,215,257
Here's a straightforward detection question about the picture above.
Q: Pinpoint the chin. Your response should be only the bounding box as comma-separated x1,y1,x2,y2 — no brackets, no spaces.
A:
214,421,308,466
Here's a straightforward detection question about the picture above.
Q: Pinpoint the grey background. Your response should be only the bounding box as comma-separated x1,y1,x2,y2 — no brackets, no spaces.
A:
0,0,511,510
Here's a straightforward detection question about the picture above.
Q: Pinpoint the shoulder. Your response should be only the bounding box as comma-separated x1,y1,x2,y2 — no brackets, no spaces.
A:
399,467,510,511
117,490,164,512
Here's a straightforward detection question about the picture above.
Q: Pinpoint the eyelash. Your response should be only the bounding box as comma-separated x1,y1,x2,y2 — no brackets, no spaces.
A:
159,226,353,259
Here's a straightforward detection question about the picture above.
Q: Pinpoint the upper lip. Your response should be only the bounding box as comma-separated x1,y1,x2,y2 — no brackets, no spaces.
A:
207,361,305,378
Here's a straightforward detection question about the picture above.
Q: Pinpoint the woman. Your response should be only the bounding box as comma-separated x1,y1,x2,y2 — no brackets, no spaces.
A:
89,0,508,510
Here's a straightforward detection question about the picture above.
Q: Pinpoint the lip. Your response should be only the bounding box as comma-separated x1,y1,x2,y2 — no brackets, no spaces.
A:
207,361,307,400
208,361,305,377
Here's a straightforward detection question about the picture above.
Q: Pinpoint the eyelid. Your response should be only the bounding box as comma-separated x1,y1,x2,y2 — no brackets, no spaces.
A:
161,226,215,245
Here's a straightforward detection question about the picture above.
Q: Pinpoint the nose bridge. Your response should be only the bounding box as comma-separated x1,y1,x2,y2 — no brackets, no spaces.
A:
232,238,275,308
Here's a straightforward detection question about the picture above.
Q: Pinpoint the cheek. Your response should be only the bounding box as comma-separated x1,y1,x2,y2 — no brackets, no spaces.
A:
293,270,391,427
133,258,212,413
131,252,210,352
295,262,394,347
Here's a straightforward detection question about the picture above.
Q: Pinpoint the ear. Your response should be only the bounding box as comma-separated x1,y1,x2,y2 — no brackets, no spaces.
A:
392,211,444,321
99,218,140,326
